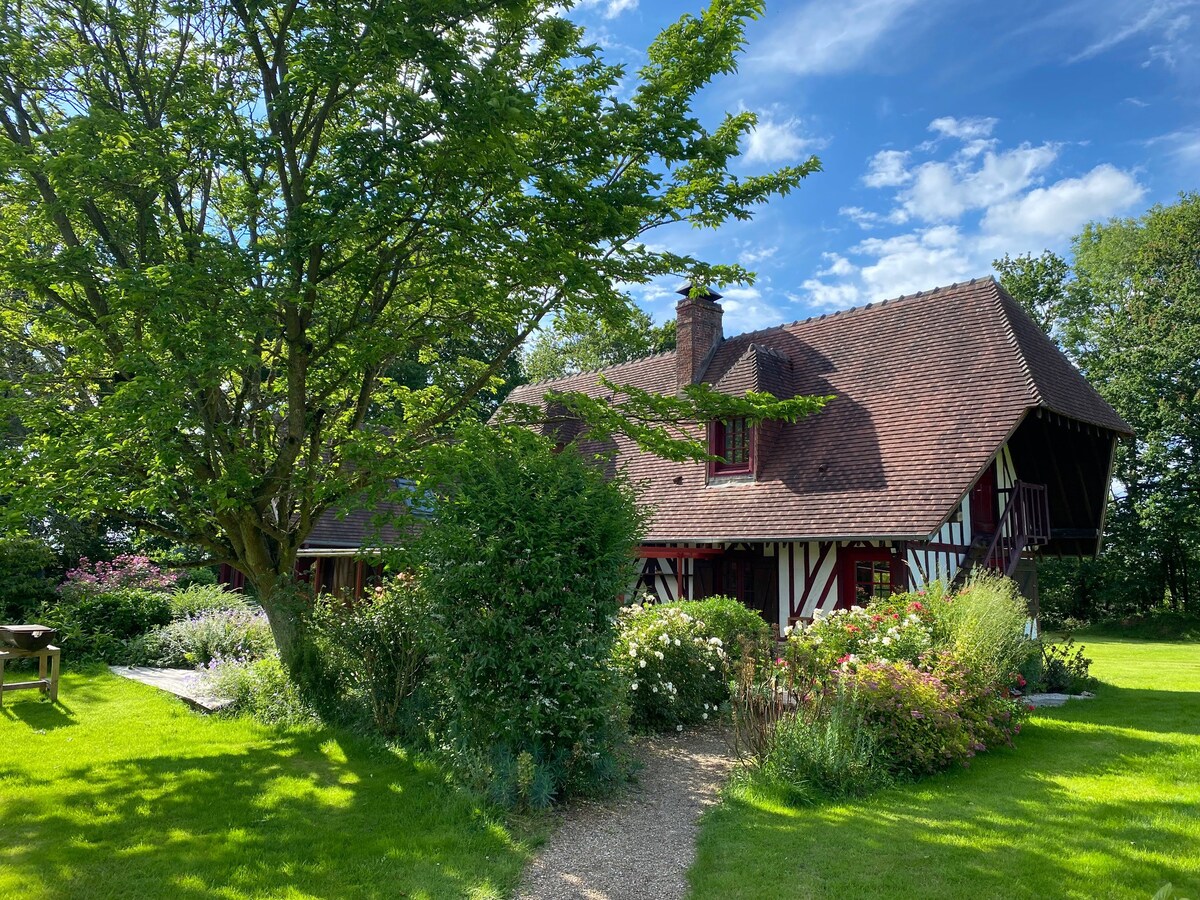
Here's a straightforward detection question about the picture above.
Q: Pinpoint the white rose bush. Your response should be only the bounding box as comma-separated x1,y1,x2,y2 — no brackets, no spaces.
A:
613,602,728,731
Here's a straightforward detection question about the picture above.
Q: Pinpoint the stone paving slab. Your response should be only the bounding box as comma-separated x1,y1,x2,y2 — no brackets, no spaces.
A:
109,665,233,713
1025,691,1097,708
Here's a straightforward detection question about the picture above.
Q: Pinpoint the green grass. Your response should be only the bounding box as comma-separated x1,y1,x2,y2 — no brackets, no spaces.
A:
689,636,1200,899
0,667,537,899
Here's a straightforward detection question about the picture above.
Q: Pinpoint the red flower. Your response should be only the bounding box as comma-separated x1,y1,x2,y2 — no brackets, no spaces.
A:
1017,675,1027,687
910,601,924,612
837,654,851,665
1026,703,1036,711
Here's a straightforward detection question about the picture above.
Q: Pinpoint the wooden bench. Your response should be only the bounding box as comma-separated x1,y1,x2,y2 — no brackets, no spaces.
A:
0,645,61,706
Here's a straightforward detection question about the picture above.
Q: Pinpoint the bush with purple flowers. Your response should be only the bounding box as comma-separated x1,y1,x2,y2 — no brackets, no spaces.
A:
59,555,179,600
134,606,274,668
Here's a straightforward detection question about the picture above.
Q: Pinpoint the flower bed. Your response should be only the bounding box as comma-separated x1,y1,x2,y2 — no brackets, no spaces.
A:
737,574,1032,799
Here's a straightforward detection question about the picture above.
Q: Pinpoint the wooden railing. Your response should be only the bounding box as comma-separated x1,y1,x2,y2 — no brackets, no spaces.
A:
983,481,1050,576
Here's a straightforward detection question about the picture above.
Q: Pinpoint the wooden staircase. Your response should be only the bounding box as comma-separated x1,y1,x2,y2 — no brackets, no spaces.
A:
952,481,1050,588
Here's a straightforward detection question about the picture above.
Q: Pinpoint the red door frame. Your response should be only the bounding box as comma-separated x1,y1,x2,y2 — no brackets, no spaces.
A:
970,463,998,536
838,547,902,609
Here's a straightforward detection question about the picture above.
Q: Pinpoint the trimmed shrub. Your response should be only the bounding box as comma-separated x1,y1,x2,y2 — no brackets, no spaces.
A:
663,595,771,661
134,607,274,668
38,588,172,661
308,576,436,736
413,424,644,803
168,583,247,619
614,603,727,731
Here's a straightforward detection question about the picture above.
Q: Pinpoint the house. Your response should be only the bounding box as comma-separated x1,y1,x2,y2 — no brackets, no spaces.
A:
504,278,1132,635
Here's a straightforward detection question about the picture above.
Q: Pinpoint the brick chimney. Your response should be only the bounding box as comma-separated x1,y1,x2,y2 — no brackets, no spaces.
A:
675,283,723,389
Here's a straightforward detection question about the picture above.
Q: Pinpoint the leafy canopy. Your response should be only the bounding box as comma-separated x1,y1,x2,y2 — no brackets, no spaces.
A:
0,0,820,623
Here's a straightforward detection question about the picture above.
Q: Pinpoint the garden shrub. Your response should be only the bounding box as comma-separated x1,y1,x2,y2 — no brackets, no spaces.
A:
168,583,247,618
58,554,179,600
788,591,937,673
412,424,643,804
134,607,274,668
939,572,1033,686
202,653,317,726
38,588,172,661
0,533,59,622
308,575,436,736
760,681,888,799
614,603,727,731
1038,637,1095,693
663,595,771,661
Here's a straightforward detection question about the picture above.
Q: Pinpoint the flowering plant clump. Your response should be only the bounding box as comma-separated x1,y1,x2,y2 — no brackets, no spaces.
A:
59,555,179,600
136,606,274,668
788,589,940,674
614,601,727,731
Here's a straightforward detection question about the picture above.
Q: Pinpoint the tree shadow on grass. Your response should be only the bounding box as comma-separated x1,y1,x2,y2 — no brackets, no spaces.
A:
0,725,527,899
694,685,1200,900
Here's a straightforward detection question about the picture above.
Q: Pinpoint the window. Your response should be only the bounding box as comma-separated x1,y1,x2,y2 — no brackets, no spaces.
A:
853,560,892,604
838,548,898,609
710,417,753,476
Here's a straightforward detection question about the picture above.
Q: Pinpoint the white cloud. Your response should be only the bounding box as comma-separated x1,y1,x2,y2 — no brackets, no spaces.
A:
719,286,788,334
743,115,819,164
863,150,912,188
1068,0,1195,64
928,116,999,140
751,0,925,76
802,132,1145,313
979,164,1146,253
900,143,1058,221
574,0,637,19
737,244,779,266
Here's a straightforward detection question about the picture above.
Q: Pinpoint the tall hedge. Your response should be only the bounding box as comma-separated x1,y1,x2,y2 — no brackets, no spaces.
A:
413,424,645,802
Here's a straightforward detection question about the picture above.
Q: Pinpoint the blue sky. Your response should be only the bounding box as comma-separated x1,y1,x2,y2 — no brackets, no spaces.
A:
566,0,1200,335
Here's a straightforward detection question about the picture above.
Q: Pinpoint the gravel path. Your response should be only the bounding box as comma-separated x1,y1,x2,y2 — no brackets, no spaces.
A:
518,727,735,900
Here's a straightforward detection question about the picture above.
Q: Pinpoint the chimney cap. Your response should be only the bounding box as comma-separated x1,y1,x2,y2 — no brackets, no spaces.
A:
676,282,722,303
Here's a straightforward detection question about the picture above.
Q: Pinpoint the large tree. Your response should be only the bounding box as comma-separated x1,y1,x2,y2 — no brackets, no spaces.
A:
522,304,676,383
0,0,820,664
996,192,1200,616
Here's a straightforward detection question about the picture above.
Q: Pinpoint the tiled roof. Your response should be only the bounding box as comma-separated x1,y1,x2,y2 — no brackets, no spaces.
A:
505,278,1132,542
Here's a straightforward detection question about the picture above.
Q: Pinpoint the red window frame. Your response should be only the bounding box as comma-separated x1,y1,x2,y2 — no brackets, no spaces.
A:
709,417,754,476
838,547,901,609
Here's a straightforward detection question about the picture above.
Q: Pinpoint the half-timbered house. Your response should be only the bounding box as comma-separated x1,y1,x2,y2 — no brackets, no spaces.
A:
504,278,1131,635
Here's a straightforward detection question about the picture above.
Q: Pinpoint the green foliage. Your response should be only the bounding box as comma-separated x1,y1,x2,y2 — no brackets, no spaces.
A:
412,424,643,801
523,304,676,383
1037,637,1095,694
664,595,771,662
167,583,248,619
613,603,728,731
203,654,318,727
0,0,819,669
0,532,58,622
760,682,887,800
998,194,1200,622
940,572,1033,687
308,576,436,736
38,588,172,662
133,607,274,668
746,577,1030,800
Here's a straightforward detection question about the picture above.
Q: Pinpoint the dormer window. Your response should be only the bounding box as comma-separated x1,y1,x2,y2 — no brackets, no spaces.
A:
710,417,754,476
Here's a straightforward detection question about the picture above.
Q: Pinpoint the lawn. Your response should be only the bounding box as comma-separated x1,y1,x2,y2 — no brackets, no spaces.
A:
689,635,1200,899
0,668,536,899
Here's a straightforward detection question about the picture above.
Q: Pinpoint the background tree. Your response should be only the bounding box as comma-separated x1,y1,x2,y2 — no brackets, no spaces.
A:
997,192,1200,620
522,304,676,382
0,0,821,667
